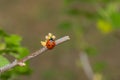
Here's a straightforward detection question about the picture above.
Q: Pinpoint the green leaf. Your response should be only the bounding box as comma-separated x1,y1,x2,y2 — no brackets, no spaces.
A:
0,70,13,80
16,47,29,59
58,21,72,30
110,12,120,28
98,3,120,29
0,29,8,37
4,34,22,46
0,43,6,50
97,20,113,34
99,3,119,19
84,46,98,56
10,47,29,59
106,3,119,15
0,55,10,67
66,8,80,16
14,65,32,75
93,61,107,72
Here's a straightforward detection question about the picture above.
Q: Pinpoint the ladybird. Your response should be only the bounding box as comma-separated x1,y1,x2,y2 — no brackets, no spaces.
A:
46,38,56,49
41,33,56,49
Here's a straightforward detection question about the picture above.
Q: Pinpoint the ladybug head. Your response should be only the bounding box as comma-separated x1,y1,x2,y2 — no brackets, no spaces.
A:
45,33,56,40
49,37,54,41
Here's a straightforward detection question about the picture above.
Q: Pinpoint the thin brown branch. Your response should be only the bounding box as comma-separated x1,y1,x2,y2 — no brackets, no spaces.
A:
0,36,70,73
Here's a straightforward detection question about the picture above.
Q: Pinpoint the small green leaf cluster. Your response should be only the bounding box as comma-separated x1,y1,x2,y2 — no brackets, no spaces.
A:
97,3,120,34
58,0,111,76
0,29,31,80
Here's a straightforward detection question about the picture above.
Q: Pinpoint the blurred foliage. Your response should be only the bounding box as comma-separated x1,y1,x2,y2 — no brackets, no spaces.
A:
66,8,80,16
59,0,120,79
0,55,10,67
97,20,112,34
93,61,107,73
84,46,98,56
58,21,72,30
98,2,120,34
0,28,31,80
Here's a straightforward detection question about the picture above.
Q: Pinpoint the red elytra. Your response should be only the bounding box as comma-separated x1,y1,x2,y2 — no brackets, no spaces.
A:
46,40,56,49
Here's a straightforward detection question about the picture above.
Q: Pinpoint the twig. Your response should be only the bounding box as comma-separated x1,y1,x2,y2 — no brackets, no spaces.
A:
0,36,70,73
80,52,94,80
80,52,103,80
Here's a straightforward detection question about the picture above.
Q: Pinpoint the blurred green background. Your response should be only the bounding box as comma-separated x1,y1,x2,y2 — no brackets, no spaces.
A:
0,0,120,80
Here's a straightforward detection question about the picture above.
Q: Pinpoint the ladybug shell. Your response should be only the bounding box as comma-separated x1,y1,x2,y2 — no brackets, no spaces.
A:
46,40,56,49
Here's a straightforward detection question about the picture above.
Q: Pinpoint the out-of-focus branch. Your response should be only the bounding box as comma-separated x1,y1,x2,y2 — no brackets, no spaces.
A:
80,52,94,80
80,52,103,80
0,36,70,73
